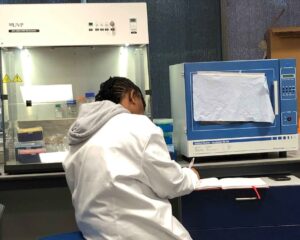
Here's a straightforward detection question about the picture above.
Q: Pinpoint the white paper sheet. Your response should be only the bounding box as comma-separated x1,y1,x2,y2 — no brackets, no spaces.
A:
195,177,269,190
192,71,275,123
39,151,68,163
20,84,73,103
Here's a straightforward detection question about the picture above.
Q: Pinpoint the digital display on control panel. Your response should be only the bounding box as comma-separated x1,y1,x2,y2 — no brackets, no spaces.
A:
282,74,296,78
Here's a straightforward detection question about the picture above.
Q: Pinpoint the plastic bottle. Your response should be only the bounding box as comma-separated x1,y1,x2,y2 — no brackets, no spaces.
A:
76,95,86,105
66,100,77,118
76,95,85,113
85,92,95,103
54,104,63,118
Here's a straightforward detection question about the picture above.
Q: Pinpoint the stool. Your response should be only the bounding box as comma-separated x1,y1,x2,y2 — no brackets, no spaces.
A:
39,231,84,240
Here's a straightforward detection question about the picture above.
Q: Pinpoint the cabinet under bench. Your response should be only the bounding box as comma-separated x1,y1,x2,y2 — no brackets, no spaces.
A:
180,175,300,240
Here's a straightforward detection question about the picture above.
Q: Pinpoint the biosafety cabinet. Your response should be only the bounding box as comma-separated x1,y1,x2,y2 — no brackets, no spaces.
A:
0,3,151,174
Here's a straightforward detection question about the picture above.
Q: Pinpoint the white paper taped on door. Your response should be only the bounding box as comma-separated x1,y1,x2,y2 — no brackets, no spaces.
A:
192,71,275,123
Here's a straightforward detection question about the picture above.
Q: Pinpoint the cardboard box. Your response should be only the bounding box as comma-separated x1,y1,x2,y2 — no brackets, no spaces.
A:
266,26,300,117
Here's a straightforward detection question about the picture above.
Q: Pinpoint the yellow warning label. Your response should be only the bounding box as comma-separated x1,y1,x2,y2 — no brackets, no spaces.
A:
2,74,11,83
13,74,22,83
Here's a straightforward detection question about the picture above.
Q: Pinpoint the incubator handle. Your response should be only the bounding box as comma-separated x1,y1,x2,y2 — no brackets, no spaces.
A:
273,80,279,115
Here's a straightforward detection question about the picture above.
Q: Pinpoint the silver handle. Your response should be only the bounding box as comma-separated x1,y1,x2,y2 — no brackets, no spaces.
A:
235,197,258,201
273,81,279,115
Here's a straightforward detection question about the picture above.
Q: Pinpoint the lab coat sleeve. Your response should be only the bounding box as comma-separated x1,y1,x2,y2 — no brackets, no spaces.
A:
142,128,199,199
62,154,75,192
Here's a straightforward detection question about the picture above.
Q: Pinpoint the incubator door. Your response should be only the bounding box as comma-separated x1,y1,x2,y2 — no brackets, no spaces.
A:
184,59,296,140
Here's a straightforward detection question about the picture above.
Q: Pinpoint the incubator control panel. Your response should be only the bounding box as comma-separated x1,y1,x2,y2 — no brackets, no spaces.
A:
280,70,296,100
280,68,297,127
281,77,296,100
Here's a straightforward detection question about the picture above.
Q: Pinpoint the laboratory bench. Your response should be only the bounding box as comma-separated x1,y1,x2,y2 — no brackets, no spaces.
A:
177,153,300,240
0,165,78,240
179,152,300,178
1,154,300,240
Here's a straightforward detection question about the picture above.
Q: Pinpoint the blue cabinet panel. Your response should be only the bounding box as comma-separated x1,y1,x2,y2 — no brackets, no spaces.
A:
189,225,300,240
182,186,300,229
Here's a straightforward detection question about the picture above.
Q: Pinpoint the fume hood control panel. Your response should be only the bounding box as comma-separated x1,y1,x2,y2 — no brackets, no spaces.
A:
0,3,149,47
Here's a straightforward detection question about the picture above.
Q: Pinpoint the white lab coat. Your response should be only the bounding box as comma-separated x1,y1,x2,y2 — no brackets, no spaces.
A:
63,112,198,240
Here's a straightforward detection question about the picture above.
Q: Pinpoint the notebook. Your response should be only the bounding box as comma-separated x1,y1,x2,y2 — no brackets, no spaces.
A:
196,177,268,191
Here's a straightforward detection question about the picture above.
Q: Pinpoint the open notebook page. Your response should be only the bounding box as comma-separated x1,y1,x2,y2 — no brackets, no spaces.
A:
195,177,268,191
219,177,268,190
195,177,221,190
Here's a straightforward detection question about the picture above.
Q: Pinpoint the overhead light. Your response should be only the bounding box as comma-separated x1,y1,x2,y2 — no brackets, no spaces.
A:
20,84,73,103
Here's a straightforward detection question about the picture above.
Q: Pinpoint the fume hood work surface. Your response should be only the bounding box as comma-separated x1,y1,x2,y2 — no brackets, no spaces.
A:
0,3,151,174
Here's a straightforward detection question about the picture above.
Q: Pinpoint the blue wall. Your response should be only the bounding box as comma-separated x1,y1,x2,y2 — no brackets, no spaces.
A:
89,0,222,117
221,0,300,60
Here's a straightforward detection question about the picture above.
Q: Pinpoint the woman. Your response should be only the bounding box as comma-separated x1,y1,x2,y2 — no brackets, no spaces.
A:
63,76,200,240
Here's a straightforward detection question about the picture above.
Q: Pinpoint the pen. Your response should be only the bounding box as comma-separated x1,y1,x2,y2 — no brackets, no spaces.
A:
189,157,195,169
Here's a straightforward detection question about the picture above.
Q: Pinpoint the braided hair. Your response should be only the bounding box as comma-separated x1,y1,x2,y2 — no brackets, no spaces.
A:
95,76,146,109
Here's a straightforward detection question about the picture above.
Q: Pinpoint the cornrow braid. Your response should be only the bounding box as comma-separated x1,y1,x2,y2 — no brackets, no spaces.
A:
95,76,146,109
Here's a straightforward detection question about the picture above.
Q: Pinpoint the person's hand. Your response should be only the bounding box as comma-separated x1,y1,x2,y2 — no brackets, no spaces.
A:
191,167,200,179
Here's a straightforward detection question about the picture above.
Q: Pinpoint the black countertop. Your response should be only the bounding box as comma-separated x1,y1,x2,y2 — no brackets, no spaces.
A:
1,152,300,182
